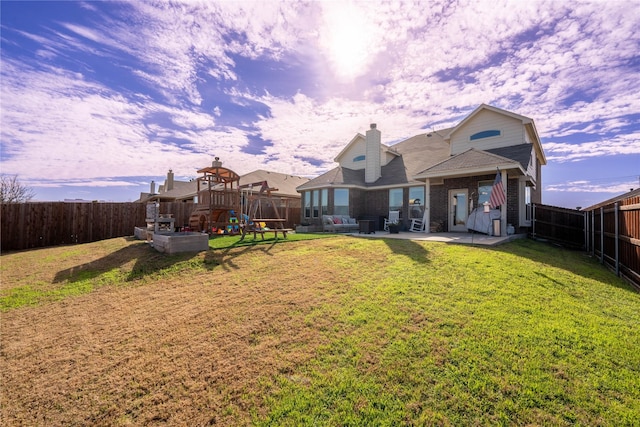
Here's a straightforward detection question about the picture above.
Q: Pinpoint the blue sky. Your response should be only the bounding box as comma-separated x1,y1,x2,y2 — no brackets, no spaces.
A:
1,0,639,209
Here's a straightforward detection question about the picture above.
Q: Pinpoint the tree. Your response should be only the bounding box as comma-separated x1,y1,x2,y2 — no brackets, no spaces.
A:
0,174,36,203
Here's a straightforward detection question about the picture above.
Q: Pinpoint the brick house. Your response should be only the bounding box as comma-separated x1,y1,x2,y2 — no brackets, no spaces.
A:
296,104,546,235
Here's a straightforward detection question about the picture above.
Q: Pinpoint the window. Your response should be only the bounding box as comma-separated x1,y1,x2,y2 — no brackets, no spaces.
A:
470,130,501,141
353,155,365,162
389,188,403,212
304,189,328,218
321,189,328,216
477,180,493,207
334,189,349,215
303,192,311,218
312,190,319,218
408,186,424,219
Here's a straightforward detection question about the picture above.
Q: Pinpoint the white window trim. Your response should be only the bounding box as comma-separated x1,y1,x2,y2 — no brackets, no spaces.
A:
519,177,532,227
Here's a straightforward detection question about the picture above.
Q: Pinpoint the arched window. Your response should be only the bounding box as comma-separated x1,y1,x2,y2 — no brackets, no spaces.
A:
470,130,501,141
353,155,365,162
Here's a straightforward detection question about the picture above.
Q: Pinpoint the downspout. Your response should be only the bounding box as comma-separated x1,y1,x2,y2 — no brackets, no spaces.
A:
425,179,431,234
501,170,507,237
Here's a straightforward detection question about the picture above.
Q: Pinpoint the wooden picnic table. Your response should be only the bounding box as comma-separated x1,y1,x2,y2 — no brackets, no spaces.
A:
244,228,292,240
239,219,291,240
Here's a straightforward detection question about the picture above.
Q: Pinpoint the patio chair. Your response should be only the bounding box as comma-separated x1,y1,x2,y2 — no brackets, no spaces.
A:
383,211,400,231
409,211,428,232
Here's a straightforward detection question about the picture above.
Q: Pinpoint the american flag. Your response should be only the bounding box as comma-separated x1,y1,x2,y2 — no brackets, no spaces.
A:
489,169,506,208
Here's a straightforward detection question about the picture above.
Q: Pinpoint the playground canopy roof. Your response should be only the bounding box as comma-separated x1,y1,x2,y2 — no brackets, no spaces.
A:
196,165,241,185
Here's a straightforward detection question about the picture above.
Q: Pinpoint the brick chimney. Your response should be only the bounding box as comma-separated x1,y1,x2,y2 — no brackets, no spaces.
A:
365,123,381,183
212,157,222,168
150,180,156,194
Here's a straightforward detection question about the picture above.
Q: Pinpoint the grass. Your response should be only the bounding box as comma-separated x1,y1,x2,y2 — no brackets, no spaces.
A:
207,232,333,250
1,235,639,426
0,233,331,310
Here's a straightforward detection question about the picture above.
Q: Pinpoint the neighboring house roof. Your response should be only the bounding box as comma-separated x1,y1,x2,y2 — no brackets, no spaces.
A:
140,169,308,202
582,188,640,211
138,180,197,202
155,180,198,201
415,148,523,179
239,170,308,198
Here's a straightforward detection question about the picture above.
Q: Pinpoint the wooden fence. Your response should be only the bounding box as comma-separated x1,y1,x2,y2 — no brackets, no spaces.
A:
1,202,301,252
530,204,586,249
1,202,193,251
531,196,640,290
585,194,640,289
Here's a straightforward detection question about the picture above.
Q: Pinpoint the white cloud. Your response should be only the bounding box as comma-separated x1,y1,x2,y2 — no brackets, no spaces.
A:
544,133,640,162
1,0,639,204
546,180,638,194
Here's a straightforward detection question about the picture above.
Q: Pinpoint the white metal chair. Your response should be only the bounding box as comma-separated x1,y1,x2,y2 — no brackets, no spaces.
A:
383,211,400,231
409,211,428,232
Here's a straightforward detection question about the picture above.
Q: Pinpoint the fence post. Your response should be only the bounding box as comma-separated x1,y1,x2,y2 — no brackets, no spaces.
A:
531,204,536,238
590,210,595,257
615,202,620,277
584,211,589,253
600,206,604,264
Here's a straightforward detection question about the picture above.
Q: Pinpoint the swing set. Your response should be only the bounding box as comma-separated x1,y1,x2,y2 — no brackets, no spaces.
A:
238,181,293,240
188,158,292,238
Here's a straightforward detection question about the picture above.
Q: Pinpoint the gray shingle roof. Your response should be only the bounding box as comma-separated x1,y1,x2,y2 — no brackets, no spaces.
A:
418,149,517,175
486,144,533,170
298,130,451,190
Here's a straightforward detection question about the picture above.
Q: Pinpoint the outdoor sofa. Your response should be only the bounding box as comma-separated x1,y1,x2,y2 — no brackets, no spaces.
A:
322,215,359,233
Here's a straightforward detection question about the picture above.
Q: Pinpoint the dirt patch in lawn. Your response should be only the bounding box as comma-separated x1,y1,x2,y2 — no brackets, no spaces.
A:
1,238,373,426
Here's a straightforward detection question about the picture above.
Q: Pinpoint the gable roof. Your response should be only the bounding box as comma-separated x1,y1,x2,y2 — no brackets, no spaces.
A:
445,104,546,165
298,131,451,191
414,148,523,179
297,104,545,191
333,133,365,163
445,104,531,139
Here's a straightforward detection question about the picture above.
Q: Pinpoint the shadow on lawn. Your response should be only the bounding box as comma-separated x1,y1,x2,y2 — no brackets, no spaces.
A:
492,238,638,294
382,237,431,265
217,242,278,271
53,239,219,283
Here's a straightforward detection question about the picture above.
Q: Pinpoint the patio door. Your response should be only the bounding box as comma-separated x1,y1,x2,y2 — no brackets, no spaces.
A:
448,189,468,232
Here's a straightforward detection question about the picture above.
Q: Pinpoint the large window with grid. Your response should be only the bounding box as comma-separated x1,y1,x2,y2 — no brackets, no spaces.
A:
389,188,403,213
408,186,424,219
334,189,349,215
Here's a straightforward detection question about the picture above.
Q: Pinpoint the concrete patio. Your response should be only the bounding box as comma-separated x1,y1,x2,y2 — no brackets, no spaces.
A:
345,230,527,246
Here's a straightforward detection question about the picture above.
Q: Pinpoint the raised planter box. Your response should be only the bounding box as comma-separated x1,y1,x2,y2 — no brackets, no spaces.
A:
151,232,209,254
295,224,321,233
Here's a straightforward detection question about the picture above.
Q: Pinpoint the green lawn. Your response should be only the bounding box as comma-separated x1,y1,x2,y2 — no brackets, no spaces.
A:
258,239,640,426
1,235,638,425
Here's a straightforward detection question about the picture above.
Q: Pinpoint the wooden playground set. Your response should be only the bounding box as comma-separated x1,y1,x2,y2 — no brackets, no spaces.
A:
188,159,294,239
